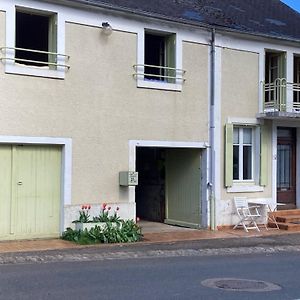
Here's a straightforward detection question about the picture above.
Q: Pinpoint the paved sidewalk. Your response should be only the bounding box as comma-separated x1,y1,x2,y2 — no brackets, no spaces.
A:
0,224,298,254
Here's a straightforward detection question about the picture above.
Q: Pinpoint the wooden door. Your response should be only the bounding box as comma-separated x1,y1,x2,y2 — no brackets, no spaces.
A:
165,148,201,228
277,128,296,209
0,145,61,240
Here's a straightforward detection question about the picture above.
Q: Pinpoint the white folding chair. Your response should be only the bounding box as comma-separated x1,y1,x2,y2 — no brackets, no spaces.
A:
233,197,261,232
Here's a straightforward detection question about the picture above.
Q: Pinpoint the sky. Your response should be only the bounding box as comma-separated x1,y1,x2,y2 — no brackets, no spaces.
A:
281,0,300,12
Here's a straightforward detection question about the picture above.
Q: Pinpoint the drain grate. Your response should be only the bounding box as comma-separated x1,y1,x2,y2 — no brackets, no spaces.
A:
201,278,281,292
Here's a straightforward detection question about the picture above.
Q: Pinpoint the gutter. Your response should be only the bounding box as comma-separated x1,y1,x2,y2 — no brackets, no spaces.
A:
209,28,216,231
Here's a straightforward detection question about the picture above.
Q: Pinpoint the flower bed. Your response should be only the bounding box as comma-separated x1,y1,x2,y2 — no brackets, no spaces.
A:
62,203,142,245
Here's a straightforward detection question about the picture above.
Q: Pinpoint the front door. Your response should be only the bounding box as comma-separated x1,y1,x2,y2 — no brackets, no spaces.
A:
165,148,201,228
277,128,296,209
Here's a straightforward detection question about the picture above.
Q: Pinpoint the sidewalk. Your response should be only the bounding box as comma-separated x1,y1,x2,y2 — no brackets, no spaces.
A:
0,222,299,254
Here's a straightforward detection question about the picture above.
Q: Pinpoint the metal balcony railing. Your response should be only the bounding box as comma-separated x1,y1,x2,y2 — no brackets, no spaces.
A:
133,64,186,83
263,78,300,112
0,47,70,69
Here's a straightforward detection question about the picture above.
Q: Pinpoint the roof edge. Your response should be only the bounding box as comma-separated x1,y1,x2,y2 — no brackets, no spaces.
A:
46,0,300,44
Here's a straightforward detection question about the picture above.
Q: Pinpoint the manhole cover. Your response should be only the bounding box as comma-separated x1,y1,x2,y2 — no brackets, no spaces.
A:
201,278,281,292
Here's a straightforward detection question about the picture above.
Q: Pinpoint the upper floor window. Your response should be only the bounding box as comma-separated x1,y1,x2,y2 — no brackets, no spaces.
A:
15,10,57,67
133,29,185,91
1,5,69,79
264,51,286,111
144,32,176,83
265,51,286,84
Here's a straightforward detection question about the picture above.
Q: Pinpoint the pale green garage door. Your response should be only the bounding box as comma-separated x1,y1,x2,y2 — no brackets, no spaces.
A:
0,145,61,240
165,148,201,228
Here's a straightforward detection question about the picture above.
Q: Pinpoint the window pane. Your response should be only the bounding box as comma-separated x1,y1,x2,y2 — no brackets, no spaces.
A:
144,33,165,81
233,145,239,180
243,128,252,144
243,146,252,179
233,128,239,144
277,144,291,189
16,11,50,66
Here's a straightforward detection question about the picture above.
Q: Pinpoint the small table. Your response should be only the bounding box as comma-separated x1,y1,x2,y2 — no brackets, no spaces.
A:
248,200,286,230
267,203,286,229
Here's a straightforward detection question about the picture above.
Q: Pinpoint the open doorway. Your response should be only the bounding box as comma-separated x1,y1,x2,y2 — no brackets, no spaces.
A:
135,147,202,228
136,147,165,222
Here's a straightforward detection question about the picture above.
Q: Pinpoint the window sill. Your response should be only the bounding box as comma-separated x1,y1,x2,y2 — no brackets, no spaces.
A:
227,184,264,193
5,64,66,79
137,79,182,92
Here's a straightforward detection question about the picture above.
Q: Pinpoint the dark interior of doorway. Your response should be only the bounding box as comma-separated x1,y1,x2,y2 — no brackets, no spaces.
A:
135,147,165,222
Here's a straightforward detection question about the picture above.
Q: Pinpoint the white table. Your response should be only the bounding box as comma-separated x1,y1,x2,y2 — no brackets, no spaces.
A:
248,200,286,230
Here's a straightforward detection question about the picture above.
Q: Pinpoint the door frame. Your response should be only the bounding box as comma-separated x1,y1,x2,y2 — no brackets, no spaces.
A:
272,123,300,208
129,140,208,228
0,135,72,234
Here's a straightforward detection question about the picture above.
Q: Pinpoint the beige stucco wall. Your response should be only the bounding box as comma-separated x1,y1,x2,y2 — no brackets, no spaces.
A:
0,16,209,206
219,48,273,225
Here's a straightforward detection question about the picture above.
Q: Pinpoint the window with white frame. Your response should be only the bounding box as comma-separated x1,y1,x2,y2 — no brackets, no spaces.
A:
233,127,253,181
1,5,69,79
134,29,185,91
225,122,267,190
144,31,176,83
15,10,57,67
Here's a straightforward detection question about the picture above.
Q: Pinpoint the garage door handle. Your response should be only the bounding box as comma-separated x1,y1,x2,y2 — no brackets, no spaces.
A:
17,181,23,185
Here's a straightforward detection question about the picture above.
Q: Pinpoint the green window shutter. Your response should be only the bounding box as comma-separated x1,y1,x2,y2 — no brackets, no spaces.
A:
48,14,57,69
260,125,268,186
166,34,176,83
225,123,233,187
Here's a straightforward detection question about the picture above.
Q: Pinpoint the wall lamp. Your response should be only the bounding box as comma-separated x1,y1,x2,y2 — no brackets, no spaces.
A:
102,22,113,36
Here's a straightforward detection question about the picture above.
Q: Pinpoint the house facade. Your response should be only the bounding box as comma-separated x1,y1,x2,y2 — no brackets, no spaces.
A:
0,0,299,240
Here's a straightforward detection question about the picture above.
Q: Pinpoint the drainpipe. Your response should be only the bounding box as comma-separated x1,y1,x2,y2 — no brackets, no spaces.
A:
209,28,216,230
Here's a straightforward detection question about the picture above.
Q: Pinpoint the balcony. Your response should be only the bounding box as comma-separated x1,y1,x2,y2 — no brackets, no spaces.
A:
259,78,300,120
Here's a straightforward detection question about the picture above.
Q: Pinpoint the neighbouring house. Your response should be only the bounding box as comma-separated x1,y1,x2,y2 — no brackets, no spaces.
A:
0,0,299,240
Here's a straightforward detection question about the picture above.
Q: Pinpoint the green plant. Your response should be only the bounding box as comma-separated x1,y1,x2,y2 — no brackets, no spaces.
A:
109,206,121,222
73,205,91,223
61,219,143,245
93,204,121,223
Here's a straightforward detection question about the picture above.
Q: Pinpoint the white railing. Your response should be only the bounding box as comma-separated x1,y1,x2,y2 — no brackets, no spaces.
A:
133,64,186,83
263,78,300,112
0,46,70,69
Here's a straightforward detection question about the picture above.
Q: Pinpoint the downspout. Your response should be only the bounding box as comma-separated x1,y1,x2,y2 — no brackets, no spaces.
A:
209,28,216,230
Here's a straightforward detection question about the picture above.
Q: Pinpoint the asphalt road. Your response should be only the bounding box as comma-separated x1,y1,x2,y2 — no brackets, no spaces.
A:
0,251,299,300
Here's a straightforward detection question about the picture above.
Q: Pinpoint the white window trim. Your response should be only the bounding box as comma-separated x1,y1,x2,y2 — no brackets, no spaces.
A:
227,184,264,193
4,2,67,79
226,118,264,193
136,29,183,91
